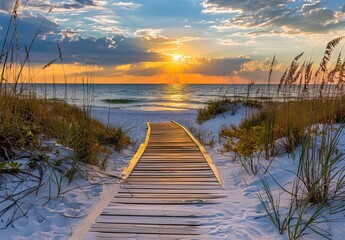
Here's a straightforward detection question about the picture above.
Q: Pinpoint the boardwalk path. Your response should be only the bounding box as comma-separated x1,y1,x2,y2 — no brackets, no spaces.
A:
86,122,225,239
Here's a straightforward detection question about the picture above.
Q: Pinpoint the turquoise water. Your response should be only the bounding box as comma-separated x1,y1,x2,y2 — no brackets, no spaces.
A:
28,84,319,111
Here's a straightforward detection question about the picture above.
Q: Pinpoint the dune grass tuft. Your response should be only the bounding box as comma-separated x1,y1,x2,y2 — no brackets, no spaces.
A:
217,37,345,239
197,98,240,124
0,2,131,227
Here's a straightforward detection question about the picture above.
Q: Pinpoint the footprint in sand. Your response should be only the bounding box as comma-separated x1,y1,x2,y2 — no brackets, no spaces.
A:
84,184,103,197
38,223,52,232
63,201,81,209
52,217,69,228
209,224,233,237
67,193,78,199
26,234,47,240
254,202,270,215
20,226,35,238
233,179,243,186
243,187,257,197
12,217,29,228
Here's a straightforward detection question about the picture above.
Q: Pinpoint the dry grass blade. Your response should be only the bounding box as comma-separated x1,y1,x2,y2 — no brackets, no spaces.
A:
327,53,343,83
305,62,313,84
267,55,275,98
286,52,304,84
295,61,305,84
12,0,20,19
42,58,57,69
320,36,344,72
277,68,287,92
338,60,345,87
268,54,275,85
57,43,62,61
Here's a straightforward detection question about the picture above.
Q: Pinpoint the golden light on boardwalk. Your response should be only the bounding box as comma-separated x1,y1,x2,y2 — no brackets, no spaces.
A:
87,122,224,239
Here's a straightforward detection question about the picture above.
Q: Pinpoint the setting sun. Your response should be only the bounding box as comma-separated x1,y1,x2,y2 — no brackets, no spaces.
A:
172,54,183,63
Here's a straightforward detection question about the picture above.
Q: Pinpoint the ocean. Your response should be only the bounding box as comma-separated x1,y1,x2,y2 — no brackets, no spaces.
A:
28,84,323,111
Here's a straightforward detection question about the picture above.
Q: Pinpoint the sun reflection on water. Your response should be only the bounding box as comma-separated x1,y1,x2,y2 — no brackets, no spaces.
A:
162,84,189,110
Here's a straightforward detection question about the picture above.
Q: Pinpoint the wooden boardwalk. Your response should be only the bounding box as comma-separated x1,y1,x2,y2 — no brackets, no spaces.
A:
86,121,224,239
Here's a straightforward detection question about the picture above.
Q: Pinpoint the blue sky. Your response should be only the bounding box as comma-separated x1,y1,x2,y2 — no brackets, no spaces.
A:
0,0,344,83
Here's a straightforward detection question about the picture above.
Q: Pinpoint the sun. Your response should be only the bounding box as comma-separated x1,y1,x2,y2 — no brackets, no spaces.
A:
172,54,183,62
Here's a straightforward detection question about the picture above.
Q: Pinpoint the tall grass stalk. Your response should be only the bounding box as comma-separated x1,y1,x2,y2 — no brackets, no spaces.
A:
215,36,345,239
296,124,345,204
258,175,336,239
0,1,130,227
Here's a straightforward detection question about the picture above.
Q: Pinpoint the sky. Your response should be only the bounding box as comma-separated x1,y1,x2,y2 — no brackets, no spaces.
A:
0,0,344,84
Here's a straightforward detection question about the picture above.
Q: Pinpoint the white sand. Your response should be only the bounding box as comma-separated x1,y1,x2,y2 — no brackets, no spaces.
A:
1,106,345,239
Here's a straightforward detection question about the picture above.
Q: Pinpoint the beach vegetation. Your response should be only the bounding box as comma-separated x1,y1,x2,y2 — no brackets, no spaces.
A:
197,98,263,124
197,98,239,124
217,36,345,239
0,1,131,227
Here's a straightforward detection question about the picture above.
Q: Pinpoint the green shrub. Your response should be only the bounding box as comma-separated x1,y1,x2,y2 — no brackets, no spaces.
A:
220,125,264,157
0,96,131,166
197,98,237,124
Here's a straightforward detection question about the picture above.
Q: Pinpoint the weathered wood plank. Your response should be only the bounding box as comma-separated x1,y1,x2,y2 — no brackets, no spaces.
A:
136,162,209,166
126,177,218,182
133,167,212,171
86,232,210,240
90,225,199,235
117,189,224,194
121,181,221,185
100,208,209,217
120,184,222,190
86,122,224,239
95,215,204,225
115,193,226,199
111,198,219,204
130,172,215,176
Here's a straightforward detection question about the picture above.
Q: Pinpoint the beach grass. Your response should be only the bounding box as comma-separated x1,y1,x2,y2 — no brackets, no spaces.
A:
0,1,131,166
197,98,240,124
199,36,345,239
0,2,131,226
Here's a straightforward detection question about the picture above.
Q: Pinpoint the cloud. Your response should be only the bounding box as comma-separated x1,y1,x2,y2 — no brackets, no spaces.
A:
114,56,252,76
301,1,322,13
342,4,345,13
0,8,199,67
111,1,142,10
203,0,345,34
134,28,163,39
74,0,95,5
241,58,285,72
18,0,102,11
47,35,167,65
0,11,60,42
109,55,289,84
86,16,119,25
0,0,16,12
193,57,251,76
218,36,255,46
60,27,78,39
202,0,285,14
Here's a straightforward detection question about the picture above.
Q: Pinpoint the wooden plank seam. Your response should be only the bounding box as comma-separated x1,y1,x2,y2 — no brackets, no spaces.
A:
171,120,224,189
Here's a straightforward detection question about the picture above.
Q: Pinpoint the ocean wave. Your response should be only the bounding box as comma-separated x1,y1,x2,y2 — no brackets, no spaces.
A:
101,98,205,105
101,98,138,104
128,103,198,110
